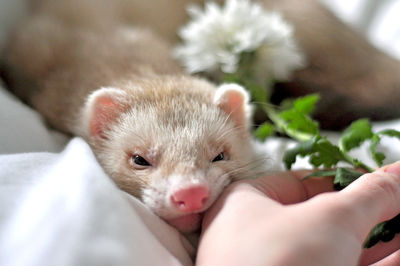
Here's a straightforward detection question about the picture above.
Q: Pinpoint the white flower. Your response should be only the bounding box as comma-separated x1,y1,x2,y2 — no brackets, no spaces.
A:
174,0,305,81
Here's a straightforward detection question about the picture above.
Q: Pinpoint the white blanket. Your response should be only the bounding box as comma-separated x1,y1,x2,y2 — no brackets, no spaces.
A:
0,138,194,266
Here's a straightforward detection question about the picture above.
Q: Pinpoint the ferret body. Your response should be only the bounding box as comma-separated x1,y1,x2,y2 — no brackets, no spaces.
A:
1,2,267,232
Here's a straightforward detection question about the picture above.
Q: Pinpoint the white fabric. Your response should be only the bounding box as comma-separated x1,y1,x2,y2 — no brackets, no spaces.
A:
0,85,69,154
0,138,193,266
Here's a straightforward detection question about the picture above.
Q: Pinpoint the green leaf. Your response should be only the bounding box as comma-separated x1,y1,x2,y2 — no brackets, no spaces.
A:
339,119,373,152
309,138,347,168
303,170,337,180
253,122,275,141
274,94,320,137
364,222,388,248
379,129,400,139
364,213,400,248
370,134,386,167
333,168,364,190
278,94,320,136
304,168,364,190
279,109,319,135
293,94,320,115
369,129,400,167
283,136,319,169
283,136,348,170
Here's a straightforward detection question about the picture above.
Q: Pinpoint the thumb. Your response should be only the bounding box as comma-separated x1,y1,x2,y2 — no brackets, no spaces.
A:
330,161,400,241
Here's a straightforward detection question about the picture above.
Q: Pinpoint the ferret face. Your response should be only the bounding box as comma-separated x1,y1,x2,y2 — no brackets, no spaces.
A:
84,80,266,232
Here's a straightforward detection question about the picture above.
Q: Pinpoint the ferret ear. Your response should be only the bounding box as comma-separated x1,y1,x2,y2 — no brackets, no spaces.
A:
84,87,130,139
214,83,252,128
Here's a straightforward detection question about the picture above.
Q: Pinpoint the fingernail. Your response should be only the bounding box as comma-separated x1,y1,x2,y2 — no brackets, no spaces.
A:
383,161,400,178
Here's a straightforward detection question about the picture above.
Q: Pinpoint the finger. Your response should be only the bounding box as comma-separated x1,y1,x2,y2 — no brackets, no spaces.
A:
367,248,400,266
360,234,400,265
329,161,400,243
244,170,335,204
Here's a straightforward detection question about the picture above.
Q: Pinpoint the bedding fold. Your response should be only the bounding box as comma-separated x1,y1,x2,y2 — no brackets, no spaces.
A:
0,138,193,266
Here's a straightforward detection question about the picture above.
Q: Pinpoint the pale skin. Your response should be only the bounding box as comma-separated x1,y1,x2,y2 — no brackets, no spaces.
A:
196,161,400,266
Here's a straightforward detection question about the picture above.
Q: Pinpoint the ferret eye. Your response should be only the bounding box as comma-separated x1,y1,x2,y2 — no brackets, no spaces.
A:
212,152,225,162
132,155,151,167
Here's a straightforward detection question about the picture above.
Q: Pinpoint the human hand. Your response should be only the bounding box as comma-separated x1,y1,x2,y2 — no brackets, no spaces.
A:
196,162,400,266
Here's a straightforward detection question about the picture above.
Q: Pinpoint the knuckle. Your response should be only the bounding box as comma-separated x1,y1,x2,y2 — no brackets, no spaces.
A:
311,193,355,221
362,171,400,204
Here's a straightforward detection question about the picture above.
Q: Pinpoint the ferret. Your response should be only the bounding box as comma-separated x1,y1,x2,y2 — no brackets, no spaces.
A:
0,1,267,232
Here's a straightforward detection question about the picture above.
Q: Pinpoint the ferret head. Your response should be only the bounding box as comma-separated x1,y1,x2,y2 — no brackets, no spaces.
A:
83,77,266,232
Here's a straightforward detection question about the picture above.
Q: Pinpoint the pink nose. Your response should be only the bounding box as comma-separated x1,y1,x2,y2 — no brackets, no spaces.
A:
170,186,209,213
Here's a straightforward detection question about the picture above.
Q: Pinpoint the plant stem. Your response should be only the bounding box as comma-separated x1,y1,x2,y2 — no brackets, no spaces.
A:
342,152,375,173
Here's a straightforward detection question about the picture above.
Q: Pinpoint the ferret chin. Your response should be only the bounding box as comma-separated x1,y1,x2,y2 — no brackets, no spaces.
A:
1,3,268,232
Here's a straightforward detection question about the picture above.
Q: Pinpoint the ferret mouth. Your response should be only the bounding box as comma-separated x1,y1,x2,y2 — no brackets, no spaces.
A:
166,212,204,233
